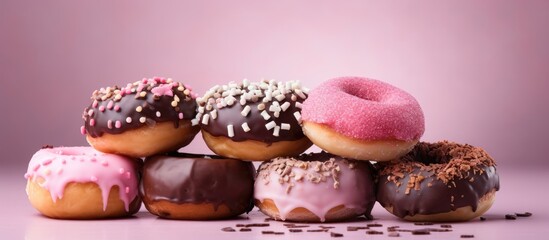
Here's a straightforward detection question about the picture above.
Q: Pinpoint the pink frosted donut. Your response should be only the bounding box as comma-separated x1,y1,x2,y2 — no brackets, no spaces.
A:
301,77,425,161
24,146,142,219
254,152,376,222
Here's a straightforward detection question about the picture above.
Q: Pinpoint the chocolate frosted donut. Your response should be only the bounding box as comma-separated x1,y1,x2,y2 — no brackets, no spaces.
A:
81,77,200,157
195,79,312,161
376,141,500,222
141,153,255,220
255,152,377,222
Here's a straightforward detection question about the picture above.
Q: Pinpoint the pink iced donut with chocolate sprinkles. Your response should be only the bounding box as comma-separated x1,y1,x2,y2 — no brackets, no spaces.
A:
301,77,425,161
24,146,142,219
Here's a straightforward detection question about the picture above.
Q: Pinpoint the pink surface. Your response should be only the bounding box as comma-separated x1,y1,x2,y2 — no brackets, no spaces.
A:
25,147,139,211
302,77,424,140
2,166,548,239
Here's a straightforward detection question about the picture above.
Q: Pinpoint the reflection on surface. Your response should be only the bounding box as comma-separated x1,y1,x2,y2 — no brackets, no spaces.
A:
25,212,145,240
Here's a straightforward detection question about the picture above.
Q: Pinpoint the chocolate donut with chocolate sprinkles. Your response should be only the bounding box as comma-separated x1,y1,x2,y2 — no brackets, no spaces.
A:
81,77,199,157
195,79,312,161
376,141,500,222
140,152,255,220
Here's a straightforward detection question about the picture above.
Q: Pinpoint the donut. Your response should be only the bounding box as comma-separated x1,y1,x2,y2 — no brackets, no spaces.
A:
141,153,255,220
24,146,142,219
376,141,500,222
81,77,199,157
254,152,376,222
195,79,312,161
301,77,425,161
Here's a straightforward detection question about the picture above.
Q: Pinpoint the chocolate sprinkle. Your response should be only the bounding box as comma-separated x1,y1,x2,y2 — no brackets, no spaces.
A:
366,230,384,235
411,229,431,235
347,226,369,231
330,232,344,237
307,229,328,232
505,214,517,220
441,224,452,228
461,234,475,238
221,227,235,232
289,229,303,233
516,212,533,217
367,223,383,227
388,232,400,237
480,217,486,221
239,228,251,232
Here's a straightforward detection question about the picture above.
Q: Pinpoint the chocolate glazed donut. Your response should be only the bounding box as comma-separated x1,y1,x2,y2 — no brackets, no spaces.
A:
376,141,500,222
194,79,313,161
140,153,255,220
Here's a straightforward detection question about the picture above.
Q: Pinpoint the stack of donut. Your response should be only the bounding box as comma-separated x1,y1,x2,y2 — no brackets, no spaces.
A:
24,76,500,223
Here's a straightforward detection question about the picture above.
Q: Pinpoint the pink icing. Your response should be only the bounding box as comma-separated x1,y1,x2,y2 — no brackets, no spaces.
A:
254,158,376,222
151,83,174,97
24,147,139,212
301,76,425,141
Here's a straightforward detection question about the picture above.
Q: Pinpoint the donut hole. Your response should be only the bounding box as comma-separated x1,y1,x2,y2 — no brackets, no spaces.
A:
342,86,382,103
408,145,453,165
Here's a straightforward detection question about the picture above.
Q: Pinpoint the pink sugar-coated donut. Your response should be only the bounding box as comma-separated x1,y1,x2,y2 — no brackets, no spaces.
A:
24,146,141,217
301,77,425,161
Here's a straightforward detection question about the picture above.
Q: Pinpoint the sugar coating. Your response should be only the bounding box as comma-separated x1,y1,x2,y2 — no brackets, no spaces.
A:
24,146,139,212
301,77,425,141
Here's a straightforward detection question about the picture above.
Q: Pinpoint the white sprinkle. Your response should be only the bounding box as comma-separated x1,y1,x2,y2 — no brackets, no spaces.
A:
211,109,217,120
139,117,146,123
273,126,280,136
126,117,132,123
293,111,302,123
280,102,291,112
295,102,302,109
274,111,280,118
241,122,251,132
239,97,247,105
174,95,180,102
295,89,307,99
275,94,286,101
302,87,310,94
257,103,266,110
241,105,251,116
156,111,161,117
281,123,291,130
227,124,234,137
136,106,143,112
191,118,199,126
107,120,113,129
261,110,271,120
265,121,276,130
198,106,205,113
201,114,210,125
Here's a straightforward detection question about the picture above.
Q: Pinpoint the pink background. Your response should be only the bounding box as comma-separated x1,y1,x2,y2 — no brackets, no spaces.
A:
2,1,548,171
1,1,549,239
1,1,549,171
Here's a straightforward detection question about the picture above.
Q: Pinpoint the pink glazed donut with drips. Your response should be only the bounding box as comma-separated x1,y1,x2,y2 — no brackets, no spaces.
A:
254,152,376,222
301,76,425,161
24,146,141,219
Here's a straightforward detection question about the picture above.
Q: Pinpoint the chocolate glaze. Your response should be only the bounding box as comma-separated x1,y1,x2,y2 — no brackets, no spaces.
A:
141,153,255,214
201,93,306,142
376,142,500,218
83,78,197,137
